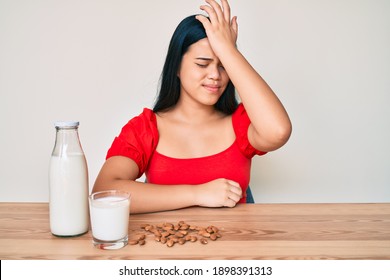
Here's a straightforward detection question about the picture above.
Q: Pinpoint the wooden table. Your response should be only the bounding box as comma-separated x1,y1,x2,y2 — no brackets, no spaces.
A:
0,203,389,260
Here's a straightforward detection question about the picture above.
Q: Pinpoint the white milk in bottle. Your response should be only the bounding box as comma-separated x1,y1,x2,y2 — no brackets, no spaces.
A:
49,121,89,236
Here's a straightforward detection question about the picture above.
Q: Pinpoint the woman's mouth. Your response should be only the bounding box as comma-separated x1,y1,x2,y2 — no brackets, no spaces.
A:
203,84,220,93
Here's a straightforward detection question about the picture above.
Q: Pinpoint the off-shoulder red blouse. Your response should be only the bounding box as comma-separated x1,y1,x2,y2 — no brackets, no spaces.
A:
106,104,266,203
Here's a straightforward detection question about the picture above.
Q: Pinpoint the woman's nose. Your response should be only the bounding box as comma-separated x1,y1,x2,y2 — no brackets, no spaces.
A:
207,65,221,80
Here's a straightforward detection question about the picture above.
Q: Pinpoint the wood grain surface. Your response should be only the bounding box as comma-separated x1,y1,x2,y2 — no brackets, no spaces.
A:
0,203,389,260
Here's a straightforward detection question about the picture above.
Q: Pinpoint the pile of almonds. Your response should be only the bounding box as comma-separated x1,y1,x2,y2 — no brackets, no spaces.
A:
129,221,222,247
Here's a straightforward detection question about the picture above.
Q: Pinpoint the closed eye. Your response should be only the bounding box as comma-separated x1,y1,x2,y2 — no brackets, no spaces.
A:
196,63,208,68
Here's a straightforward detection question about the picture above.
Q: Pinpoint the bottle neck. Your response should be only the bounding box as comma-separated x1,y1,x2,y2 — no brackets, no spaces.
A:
52,128,84,157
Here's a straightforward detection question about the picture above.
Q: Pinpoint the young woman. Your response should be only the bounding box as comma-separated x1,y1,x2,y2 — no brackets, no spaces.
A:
93,0,292,213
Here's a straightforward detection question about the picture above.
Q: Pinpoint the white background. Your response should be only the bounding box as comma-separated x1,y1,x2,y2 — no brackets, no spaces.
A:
1,0,389,203
2,260,390,280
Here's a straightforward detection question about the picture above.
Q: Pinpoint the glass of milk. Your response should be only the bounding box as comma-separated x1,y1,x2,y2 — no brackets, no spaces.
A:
89,190,131,250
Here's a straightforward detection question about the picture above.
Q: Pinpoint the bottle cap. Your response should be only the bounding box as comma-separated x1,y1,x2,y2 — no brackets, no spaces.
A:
54,121,80,128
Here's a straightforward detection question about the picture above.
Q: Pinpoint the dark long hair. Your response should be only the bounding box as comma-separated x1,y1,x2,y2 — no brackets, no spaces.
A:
153,15,238,115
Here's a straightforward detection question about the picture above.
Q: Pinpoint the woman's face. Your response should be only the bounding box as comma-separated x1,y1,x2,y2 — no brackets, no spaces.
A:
178,38,230,107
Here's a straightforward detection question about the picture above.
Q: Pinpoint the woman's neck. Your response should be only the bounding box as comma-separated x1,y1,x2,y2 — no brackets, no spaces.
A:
166,99,224,125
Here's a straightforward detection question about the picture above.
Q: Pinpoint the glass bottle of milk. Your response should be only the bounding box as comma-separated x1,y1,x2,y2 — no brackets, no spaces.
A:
49,121,89,237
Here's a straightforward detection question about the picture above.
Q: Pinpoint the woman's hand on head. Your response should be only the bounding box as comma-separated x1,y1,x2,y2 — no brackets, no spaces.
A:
195,178,242,208
196,0,238,57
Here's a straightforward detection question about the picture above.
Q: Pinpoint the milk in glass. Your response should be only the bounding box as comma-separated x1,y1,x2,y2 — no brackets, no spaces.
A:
90,195,130,241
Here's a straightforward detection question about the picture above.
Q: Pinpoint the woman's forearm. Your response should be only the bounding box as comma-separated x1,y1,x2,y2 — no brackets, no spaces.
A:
221,47,292,151
93,179,198,214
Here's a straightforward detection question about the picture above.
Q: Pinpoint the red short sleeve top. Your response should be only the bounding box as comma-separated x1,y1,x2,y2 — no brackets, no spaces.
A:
106,104,266,203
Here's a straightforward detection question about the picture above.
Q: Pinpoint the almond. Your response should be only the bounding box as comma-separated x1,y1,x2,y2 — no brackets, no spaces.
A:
167,239,174,247
129,240,139,245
